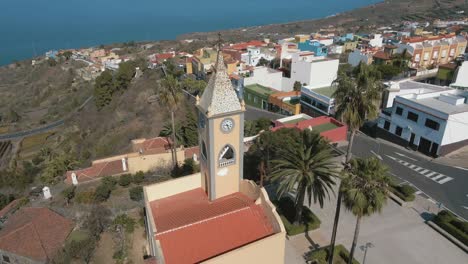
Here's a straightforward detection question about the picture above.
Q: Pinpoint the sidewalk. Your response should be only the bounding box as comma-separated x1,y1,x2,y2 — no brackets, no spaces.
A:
285,184,468,264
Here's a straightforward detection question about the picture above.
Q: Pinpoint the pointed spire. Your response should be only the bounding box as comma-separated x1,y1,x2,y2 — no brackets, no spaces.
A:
197,34,243,116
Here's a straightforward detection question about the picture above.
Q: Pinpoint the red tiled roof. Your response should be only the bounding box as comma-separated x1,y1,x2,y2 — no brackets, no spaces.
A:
373,51,392,60
65,159,125,184
226,40,265,51
0,208,73,262
150,188,273,264
0,199,20,218
142,137,172,151
184,146,199,160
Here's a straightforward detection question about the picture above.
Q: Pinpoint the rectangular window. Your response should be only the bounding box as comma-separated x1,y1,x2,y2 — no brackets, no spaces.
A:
301,95,312,105
407,111,419,122
450,48,455,57
253,97,258,103
432,51,439,59
425,118,440,131
423,52,430,61
248,94,251,100
395,107,403,116
441,49,447,58
384,121,390,131
415,54,421,62
395,126,403,136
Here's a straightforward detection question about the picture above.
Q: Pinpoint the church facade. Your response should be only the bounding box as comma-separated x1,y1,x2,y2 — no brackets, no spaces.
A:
143,47,286,264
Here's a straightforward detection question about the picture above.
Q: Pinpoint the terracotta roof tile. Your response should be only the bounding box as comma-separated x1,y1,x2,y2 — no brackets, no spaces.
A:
150,188,274,263
184,146,199,160
373,51,392,60
0,208,73,262
66,159,126,183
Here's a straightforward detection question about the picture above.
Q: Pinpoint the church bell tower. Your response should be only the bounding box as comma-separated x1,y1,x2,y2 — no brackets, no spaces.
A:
196,36,245,201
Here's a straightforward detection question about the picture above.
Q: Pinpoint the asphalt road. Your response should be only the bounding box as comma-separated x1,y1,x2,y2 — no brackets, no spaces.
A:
348,133,468,220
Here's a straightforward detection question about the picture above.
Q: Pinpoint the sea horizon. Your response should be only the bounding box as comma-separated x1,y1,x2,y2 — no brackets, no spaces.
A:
0,0,381,66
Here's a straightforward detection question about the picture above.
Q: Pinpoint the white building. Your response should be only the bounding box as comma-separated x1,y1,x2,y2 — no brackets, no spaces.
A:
450,61,468,89
243,66,284,91
377,88,468,156
348,49,374,67
300,85,336,116
368,34,384,48
240,47,275,66
282,52,339,91
382,80,451,108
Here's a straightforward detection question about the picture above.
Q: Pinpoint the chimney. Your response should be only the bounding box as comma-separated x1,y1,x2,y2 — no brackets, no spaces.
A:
122,158,127,171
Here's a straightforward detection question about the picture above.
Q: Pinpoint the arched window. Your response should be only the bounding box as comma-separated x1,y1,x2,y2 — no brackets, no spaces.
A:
219,145,235,167
201,141,207,160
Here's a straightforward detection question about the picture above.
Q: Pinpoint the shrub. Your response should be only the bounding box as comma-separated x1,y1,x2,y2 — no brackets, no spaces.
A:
94,184,112,202
433,210,468,246
75,191,95,204
118,174,133,187
129,186,143,201
133,171,145,184
391,184,415,202
307,245,359,264
113,214,136,233
101,176,117,189
62,186,76,204
274,197,321,236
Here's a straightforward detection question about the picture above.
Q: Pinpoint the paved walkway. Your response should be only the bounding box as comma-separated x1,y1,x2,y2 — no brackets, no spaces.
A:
284,185,468,264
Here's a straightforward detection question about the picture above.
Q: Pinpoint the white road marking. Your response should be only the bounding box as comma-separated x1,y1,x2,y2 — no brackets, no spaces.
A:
385,155,453,185
428,199,436,204
455,166,468,171
437,177,453,184
415,190,422,195
432,174,445,181
395,152,417,161
370,150,383,160
462,206,468,210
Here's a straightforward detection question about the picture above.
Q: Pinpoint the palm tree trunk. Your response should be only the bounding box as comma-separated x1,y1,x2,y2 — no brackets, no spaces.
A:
348,215,362,264
328,188,343,264
171,111,178,167
346,130,356,163
294,183,306,225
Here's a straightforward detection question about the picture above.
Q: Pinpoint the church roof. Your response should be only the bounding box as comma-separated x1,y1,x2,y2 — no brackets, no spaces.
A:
198,50,242,117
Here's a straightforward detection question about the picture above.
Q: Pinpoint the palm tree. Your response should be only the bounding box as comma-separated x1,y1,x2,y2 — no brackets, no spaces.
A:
341,157,391,264
159,122,183,146
328,63,382,264
271,130,339,224
255,131,274,187
157,75,183,167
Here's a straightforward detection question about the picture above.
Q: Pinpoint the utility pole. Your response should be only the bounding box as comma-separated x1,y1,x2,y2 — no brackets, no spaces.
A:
360,242,374,264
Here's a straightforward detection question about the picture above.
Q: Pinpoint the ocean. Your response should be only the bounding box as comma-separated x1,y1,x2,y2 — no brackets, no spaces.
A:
0,0,380,66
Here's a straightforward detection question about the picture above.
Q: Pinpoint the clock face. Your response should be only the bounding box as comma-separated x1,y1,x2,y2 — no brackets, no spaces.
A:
221,118,234,133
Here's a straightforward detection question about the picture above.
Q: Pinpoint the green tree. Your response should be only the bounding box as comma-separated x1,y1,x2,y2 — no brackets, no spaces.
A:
377,64,401,80
133,171,145,184
181,78,207,95
328,63,383,264
67,236,96,264
84,205,112,238
159,122,183,146
94,70,115,109
129,186,143,201
271,130,339,224
94,184,112,202
114,61,136,90
41,154,78,184
0,193,15,210
62,186,76,206
341,158,390,264
118,174,133,187
157,75,183,167
293,81,302,91
181,111,199,147
256,57,269,66
113,214,136,233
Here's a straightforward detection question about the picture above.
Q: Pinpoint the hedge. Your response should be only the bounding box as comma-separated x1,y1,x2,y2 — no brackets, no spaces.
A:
390,184,415,202
307,244,360,264
433,210,468,246
274,197,321,236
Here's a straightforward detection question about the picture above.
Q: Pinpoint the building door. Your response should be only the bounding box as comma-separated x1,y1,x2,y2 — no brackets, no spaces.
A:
262,100,268,110
430,142,439,157
418,137,432,155
409,133,416,147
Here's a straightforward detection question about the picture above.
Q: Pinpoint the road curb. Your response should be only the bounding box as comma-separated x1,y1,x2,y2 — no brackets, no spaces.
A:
426,221,468,253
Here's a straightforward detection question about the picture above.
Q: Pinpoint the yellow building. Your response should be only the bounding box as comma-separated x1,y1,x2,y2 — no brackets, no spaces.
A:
143,49,286,264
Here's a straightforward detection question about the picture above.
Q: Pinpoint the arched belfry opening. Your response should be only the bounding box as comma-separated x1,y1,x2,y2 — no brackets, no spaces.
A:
219,145,235,167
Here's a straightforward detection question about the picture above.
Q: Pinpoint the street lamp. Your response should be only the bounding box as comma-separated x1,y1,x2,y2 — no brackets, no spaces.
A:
359,242,374,264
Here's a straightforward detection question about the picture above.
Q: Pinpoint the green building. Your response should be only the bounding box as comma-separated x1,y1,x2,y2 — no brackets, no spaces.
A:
243,84,275,110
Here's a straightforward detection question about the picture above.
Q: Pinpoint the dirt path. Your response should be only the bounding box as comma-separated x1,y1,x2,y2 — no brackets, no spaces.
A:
91,232,115,264
127,225,146,264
